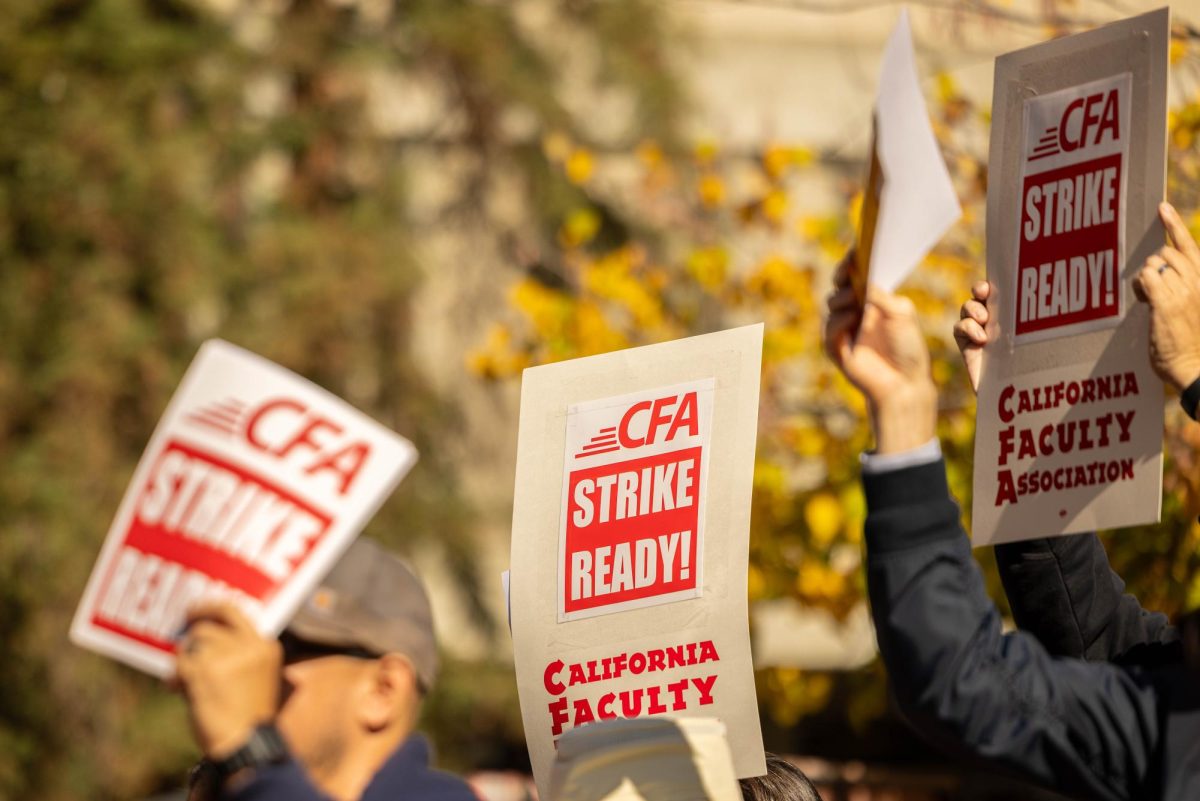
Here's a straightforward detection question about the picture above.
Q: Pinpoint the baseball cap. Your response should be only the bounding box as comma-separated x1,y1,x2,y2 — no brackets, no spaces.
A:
287,537,438,691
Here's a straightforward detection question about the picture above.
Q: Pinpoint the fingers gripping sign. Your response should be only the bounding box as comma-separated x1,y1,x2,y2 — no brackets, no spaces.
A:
174,602,282,759
953,281,992,395
824,259,938,455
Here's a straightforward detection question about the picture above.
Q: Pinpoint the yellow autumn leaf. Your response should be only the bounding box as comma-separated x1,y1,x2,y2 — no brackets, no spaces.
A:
762,188,788,225
1170,37,1187,66
697,173,725,208
804,492,844,548
559,207,601,248
693,139,719,165
936,72,959,104
566,148,595,184
686,246,728,291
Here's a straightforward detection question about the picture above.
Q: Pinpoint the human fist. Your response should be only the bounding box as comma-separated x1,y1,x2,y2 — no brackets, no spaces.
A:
825,253,937,454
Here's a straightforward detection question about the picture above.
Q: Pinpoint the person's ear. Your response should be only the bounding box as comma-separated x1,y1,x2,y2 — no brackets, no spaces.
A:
358,654,419,732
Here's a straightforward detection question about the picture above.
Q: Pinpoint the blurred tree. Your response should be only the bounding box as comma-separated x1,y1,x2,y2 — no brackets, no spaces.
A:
471,9,1200,739
0,0,681,797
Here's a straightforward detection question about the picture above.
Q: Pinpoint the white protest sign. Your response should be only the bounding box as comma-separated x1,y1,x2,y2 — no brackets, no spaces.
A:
510,325,765,795
855,8,961,299
70,340,417,677
972,9,1167,546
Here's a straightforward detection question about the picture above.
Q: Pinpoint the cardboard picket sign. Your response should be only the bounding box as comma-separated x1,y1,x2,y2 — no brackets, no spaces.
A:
509,325,766,794
972,9,1168,546
70,340,418,677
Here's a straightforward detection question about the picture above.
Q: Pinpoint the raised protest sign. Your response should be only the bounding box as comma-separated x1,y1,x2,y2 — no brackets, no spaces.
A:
510,325,765,794
70,340,417,677
972,8,1168,546
852,9,961,303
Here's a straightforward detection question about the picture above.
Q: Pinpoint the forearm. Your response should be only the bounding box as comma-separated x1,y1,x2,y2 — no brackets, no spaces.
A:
869,381,937,455
864,461,1158,801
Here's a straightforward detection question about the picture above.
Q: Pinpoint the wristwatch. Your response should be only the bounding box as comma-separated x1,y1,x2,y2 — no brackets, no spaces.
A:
1181,376,1200,421
211,723,290,782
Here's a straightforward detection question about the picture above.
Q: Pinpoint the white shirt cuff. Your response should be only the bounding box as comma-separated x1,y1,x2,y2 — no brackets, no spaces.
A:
860,438,942,475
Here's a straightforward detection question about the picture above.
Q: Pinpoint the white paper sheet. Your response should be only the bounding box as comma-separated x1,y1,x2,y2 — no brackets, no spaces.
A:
868,8,962,291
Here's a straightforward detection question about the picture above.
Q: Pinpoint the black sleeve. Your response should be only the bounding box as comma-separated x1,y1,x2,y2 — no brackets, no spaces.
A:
864,460,1161,801
995,534,1178,664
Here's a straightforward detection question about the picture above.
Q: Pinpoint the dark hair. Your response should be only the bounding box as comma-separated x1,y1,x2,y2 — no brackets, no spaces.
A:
738,753,822,801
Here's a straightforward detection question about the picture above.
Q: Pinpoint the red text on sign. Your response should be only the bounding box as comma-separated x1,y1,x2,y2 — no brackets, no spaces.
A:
564,447,701,614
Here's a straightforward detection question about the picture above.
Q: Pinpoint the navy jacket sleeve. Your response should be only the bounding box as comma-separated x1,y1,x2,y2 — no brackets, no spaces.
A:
223,761,328,801
219,735,477,801
865,459,1161,801
995,534,1178,663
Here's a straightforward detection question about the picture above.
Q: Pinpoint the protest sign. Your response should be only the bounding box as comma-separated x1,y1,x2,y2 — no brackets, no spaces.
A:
972,9,1168,546
70,340,417,677
853,8,961,303
510,325,765,794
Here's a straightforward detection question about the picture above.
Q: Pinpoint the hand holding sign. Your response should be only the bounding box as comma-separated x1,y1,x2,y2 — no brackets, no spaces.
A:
953,281,992,394
1135,203,1200,392
71,340,417,678
971,8,1168,545
175,602,281,758
825,271,937,456
509,325,765,794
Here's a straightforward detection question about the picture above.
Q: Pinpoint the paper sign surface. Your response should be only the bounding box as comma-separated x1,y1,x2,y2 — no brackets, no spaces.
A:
864,8,961,293
510,325,766,795
1014,74,1130,342
559,379,713,621
70,340,417,677
972,9,1167,546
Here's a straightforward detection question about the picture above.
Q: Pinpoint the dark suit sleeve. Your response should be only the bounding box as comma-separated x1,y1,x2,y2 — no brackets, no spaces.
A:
995,534,1177,663
864,460,1160,801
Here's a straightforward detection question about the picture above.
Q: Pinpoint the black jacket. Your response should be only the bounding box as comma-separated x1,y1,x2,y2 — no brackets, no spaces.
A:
995,533,1179,666
864,459,1200,801
224,734,477,801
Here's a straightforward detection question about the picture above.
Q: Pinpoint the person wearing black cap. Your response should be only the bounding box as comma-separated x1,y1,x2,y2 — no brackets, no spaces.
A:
174,537,477,801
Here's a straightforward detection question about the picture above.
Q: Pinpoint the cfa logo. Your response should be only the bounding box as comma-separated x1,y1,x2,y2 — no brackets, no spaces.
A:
186,397,371,495
1029,88,1121,162
576,392,700,459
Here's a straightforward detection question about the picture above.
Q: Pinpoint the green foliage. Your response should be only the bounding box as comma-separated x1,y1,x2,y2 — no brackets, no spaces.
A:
0,0,681,797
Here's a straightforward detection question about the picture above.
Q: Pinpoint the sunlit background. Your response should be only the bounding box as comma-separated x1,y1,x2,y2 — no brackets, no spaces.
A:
3,1,1200,799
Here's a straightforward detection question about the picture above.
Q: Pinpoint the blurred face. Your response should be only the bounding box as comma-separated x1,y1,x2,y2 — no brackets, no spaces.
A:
275,636,376,779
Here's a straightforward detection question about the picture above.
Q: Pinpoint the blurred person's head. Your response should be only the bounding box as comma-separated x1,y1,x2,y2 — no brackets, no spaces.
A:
276,537,438,799
550,717,743,801
738,754,822,801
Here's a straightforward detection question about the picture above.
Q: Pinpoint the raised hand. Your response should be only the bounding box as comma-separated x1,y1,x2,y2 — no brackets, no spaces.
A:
174,602,282,759
1133,202,1200,393
825,252,937,454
